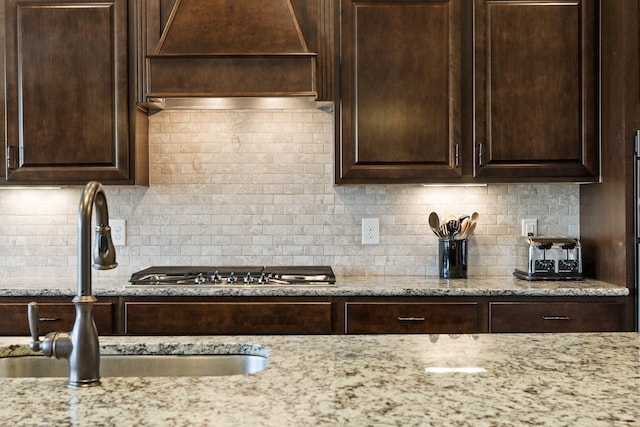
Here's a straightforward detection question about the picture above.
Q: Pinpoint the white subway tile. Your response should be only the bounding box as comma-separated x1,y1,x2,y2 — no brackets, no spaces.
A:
0,109,580,277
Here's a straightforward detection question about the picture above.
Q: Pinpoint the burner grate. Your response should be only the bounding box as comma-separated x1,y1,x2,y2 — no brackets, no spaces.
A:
128,266,336,287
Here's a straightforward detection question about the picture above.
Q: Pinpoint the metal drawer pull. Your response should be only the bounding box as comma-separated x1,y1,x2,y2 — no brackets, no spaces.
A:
38,317,61,322
542,316,571,321
397,317,425,322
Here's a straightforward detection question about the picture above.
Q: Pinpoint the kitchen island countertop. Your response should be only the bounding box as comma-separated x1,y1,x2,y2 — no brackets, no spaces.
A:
0,333,638,426
0,275,628,298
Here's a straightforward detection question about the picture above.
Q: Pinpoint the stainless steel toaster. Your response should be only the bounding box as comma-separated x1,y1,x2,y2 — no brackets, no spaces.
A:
513,237,583,281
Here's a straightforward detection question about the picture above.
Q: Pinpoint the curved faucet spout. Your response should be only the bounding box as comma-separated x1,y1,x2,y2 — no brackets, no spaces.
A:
78,181,117,298
29,181,117,387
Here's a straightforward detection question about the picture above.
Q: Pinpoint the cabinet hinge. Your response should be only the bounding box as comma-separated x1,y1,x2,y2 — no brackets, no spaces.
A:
478,143,484,166
635,130,640,156
454,144,460,167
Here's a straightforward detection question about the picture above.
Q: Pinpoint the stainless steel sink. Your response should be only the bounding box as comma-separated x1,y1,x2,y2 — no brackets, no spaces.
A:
0,354,268,378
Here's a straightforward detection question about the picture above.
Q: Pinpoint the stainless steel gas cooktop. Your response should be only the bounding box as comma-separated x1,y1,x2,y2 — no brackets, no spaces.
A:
128,266,336,287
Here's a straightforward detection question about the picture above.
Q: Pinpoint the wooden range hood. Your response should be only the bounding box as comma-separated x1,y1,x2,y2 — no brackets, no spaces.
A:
146,0,318,109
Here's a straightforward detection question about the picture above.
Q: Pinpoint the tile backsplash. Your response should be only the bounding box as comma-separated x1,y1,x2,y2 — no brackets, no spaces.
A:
0,108,579,278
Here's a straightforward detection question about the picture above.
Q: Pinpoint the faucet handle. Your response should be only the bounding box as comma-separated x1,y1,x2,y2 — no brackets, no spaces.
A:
27,302,41,351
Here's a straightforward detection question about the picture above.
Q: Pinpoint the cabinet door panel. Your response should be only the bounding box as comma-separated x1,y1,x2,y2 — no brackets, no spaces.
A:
474,0,598,181
0,302,114,335
337,0,462,182
124,302,332,335
345,302,480,334
489,302,625,333
4,0,129,182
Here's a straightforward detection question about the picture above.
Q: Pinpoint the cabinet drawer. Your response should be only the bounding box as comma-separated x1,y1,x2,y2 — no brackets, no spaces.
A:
489,302,625,333
124,302,332,335
345,302,481,334
0,302,115,335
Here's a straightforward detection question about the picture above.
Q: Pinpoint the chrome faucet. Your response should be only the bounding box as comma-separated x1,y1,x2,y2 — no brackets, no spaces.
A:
28,181,117,387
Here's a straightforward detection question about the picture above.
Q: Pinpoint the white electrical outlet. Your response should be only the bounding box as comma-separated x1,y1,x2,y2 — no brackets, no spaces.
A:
521,218,537,237
111,219,126,246
362,218,379,245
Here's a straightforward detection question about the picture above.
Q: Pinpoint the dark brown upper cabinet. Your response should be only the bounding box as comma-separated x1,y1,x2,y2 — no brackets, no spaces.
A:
336,0,599,184
2,0,148,185
337,0,462,183
473,0,598,182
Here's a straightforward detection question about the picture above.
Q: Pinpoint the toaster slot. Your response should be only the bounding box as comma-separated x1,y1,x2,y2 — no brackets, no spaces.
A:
534,259,555,273
533,242,555,273
558,259,579,273
558,242,579,272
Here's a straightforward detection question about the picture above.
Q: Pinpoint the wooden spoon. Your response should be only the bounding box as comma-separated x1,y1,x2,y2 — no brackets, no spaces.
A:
460,212,478,239
428,212,442,238
457,217,469,239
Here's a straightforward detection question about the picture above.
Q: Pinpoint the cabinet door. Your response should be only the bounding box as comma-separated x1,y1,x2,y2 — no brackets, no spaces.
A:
124,301,333,335
4,0,130,183
337,0,462,183
345,302,481,334
0,302,115,335
473,0,598,181
489,302,625,333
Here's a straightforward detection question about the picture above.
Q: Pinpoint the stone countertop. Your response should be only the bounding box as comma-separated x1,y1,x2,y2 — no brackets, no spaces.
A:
0,275,629,298
0,333,638,426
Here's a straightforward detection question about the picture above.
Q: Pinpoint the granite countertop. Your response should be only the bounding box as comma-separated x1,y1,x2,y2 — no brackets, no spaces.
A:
0,275,629,298
0,333,638,426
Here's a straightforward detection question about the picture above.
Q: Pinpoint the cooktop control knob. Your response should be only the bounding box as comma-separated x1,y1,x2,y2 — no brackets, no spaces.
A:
244,272,254,284
258,272,268,285
227,272,237,284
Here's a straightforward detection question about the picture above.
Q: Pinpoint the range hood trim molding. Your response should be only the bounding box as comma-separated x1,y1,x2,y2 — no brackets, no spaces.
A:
147,53,318,59
145,97,330,112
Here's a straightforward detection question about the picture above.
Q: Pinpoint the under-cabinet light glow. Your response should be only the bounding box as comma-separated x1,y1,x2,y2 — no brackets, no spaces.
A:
0,186,62,190
420,184,488,187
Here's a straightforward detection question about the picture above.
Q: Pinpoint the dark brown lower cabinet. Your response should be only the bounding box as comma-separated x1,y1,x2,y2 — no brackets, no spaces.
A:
124,301,333,335
489,302,626,333
0,297,628,335
0,301,115,335
344,302,481,334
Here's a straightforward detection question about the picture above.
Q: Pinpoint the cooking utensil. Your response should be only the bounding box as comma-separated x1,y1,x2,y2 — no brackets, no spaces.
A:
460,212,478,239
465,221,477,237
456,215,470,240
457,217,469,239
439,223,448,238
428,212,442,238
447,219,460,239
